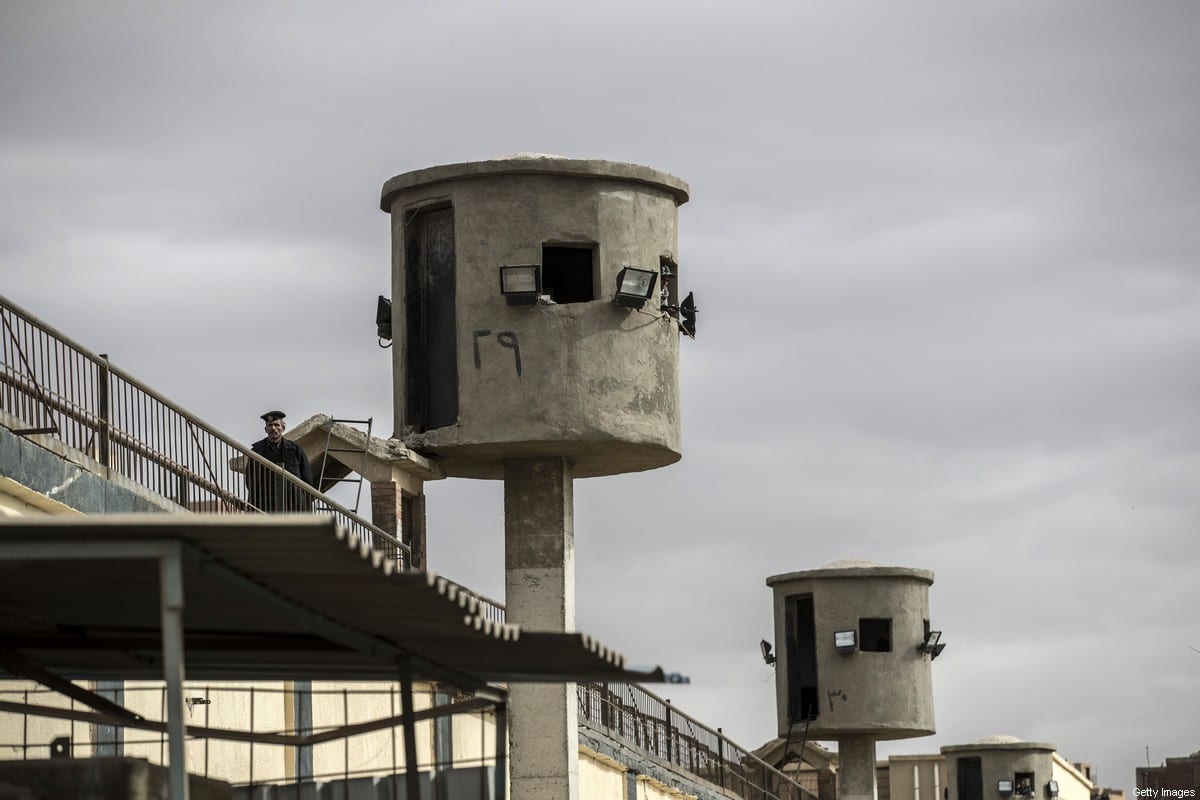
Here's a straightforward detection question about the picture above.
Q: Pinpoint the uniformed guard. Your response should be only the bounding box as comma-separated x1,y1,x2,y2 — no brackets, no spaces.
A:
246,410,316,512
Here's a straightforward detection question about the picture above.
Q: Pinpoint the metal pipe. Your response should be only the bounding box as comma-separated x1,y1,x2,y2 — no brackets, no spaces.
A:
159,544,190,800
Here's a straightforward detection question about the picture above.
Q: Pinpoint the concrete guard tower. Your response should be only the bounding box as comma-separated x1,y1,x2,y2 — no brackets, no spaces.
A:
766,561,941,800
380,154,690,800
942,737,1063,800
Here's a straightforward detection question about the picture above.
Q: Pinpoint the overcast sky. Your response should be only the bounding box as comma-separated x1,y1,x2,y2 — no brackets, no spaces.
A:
3,1,1198,791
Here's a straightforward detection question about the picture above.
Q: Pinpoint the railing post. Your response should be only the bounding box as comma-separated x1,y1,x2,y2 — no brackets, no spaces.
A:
97,354,110,468
176,473,189,509
718,727,726,789
664,699,673,765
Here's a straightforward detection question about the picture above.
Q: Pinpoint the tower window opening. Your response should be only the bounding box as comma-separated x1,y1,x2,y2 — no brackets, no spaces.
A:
1015,773,1035,797
860,618,892,652
785,594,819,721
541,245,595,304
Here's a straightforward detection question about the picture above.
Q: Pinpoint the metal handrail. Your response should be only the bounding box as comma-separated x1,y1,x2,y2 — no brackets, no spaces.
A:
0,293,410,566
577,681,816,800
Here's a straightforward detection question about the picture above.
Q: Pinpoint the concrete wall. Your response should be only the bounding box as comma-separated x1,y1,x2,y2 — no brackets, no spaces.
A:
0,421,180,515
767,564,936,740
381,156,689,479
0,477,75,516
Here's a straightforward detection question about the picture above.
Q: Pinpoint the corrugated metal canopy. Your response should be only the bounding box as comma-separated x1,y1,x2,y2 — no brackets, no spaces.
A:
0,515,682,686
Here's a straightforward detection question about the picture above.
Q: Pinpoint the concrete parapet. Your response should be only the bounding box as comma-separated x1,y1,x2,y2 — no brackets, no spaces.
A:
0,757,231,800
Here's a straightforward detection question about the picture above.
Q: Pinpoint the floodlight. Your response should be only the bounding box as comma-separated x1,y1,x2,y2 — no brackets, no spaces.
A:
500,264,542,305
1046,782,1059,798
614,266,658,309
760,639,776,665
919,629,947,660
376,295,392,340
834,630,857,654
998,781,1014,796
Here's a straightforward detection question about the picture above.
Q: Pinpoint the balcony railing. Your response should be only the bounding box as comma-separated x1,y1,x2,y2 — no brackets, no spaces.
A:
0,294,410,566
578,682,816,800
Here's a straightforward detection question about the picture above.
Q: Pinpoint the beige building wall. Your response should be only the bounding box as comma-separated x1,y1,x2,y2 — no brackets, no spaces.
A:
0,681,99,759
449,696,497,769
121,680,291,785
1052,754,1095,800
889,754,948,800
579,749,627,800
636,772,700,800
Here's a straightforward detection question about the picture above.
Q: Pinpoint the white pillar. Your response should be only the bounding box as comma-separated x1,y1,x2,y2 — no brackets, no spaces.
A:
159,545,190,800
504,457,578,800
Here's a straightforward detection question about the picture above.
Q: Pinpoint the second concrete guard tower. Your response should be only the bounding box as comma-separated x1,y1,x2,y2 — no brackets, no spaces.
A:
767,561,944,800
380,154,690,800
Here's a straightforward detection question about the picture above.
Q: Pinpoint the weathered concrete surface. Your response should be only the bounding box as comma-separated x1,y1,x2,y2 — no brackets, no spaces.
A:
767,561,937,740
838,735,880,800
0,421,179,515
284,414,444,485
382,154,689,479
504,457,579,800
503,458,576,629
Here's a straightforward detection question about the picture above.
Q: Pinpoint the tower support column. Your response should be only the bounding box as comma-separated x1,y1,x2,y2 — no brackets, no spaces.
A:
503,457,578,800
838,735,879,800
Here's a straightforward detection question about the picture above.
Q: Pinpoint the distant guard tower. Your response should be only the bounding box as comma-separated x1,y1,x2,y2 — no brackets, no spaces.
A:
942,737,1064,800
766,561,944,800
380,154,690,800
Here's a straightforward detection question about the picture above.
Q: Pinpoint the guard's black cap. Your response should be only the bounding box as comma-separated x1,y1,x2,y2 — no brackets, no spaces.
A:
260,410,286,422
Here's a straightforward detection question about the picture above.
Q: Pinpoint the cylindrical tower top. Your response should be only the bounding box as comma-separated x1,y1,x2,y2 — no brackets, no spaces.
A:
381,153,690,210
380,154,691,479
767,561,935,586
767,560,940,741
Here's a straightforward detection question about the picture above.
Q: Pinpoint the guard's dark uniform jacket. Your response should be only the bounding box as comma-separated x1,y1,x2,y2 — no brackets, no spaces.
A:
246,438,315,512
